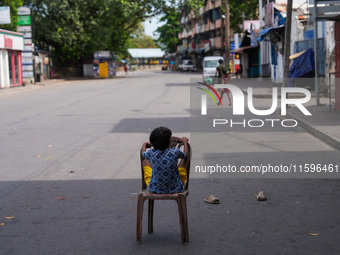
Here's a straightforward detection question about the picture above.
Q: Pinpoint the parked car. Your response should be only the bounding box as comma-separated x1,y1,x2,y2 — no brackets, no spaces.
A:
179,59,194,72
202,56,224,82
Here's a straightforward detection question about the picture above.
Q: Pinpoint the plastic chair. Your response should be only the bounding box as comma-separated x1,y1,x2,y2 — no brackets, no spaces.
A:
136,137,191,244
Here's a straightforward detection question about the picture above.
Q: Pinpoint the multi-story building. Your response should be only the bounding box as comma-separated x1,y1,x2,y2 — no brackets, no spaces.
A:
178,0,227,71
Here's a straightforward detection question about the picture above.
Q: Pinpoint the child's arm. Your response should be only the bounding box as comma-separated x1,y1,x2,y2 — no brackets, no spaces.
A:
178,137,189,158
142,142,152,152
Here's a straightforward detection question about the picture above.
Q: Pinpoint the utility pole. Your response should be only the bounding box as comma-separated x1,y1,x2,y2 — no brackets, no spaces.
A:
283,0,293,86
313,0,320,105
225,0,230,67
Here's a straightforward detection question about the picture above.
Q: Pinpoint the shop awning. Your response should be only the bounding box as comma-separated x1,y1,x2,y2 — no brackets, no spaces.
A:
128,48,165,58
257,25,285,41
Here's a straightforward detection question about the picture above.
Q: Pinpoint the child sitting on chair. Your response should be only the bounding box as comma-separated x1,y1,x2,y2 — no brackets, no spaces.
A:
142,127,189,194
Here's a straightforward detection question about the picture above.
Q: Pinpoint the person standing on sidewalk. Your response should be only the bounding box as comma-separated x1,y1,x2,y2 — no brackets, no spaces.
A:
124,64,128,75
215,59,232,106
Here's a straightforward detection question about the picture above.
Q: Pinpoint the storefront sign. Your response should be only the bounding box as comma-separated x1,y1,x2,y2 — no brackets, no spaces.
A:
4,35,13,48
0,7,11,24
18,15,31,26
0,31,24,51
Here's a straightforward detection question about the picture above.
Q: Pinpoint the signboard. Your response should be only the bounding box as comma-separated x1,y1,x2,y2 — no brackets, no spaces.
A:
24,44,32,51
18,7,31,15
18,15,31,26
265,3,274,28
0,6,11,24
23,71,34,78
22,52,33,64
243,20,260,31
94,51,113,59
183,39,188,49
22,32,32,38
22,65,33,71
17,26,32,32
17,7,34,82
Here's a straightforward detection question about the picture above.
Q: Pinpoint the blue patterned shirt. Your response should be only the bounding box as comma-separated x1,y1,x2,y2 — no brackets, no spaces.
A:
143,147,186,194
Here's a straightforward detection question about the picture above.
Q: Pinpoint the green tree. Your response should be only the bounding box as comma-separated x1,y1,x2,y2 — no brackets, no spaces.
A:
127,33,158,49
23,0,172,68
229,0,258,33
0,0,23,31
155,9,180,53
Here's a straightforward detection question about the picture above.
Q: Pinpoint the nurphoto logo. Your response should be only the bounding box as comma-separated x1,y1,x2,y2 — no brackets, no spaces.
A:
197,84,312,128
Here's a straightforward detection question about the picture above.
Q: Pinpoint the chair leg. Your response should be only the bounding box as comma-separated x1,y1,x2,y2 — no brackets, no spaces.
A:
177,198,185,244
136,193,144,243
148,199,154,233
180,196,189,243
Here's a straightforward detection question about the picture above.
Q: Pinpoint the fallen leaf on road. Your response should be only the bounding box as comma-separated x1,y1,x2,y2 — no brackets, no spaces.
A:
309,233,320,236
37,155,42,158
48,145,52,148
1,223,4,225
57,196,70,200
5,217,15,219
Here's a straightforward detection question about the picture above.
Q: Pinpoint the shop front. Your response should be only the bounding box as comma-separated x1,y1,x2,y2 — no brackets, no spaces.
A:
0,29,24,88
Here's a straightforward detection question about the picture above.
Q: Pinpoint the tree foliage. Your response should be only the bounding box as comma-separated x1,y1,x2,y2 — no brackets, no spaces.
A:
0,0,23,31
229,0,258,33
155,9,180,53
126,33,158,49
22,0,172,67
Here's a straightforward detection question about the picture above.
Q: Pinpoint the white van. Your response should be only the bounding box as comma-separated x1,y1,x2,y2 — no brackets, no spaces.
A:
202,56,224,82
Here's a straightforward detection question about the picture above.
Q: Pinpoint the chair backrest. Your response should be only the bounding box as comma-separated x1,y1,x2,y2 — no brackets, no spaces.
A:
140,136,191,191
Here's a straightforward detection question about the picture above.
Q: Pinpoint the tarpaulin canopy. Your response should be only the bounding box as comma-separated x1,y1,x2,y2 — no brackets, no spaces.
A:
289,48,315,79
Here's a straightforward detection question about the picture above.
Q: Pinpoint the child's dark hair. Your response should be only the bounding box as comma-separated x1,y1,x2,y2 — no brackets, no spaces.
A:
149,127,172,150
219,59,223,64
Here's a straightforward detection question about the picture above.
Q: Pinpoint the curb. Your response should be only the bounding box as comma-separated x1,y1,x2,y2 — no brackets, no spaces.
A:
286,112,340,151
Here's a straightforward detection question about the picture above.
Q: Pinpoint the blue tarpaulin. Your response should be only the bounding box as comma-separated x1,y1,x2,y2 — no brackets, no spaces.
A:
289,48,315,79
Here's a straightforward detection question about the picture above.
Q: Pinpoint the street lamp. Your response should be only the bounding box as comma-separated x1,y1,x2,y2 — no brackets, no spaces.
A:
167,24,177,70
221,15,226,58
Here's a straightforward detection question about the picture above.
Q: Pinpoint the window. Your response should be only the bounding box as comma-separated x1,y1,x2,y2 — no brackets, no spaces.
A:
204,60,219,68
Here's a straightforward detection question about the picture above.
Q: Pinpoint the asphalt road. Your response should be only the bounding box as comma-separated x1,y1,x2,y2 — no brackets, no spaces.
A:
1,71,339,255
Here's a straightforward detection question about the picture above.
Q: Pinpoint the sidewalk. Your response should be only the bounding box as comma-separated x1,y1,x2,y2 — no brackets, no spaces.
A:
231,78,340,151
